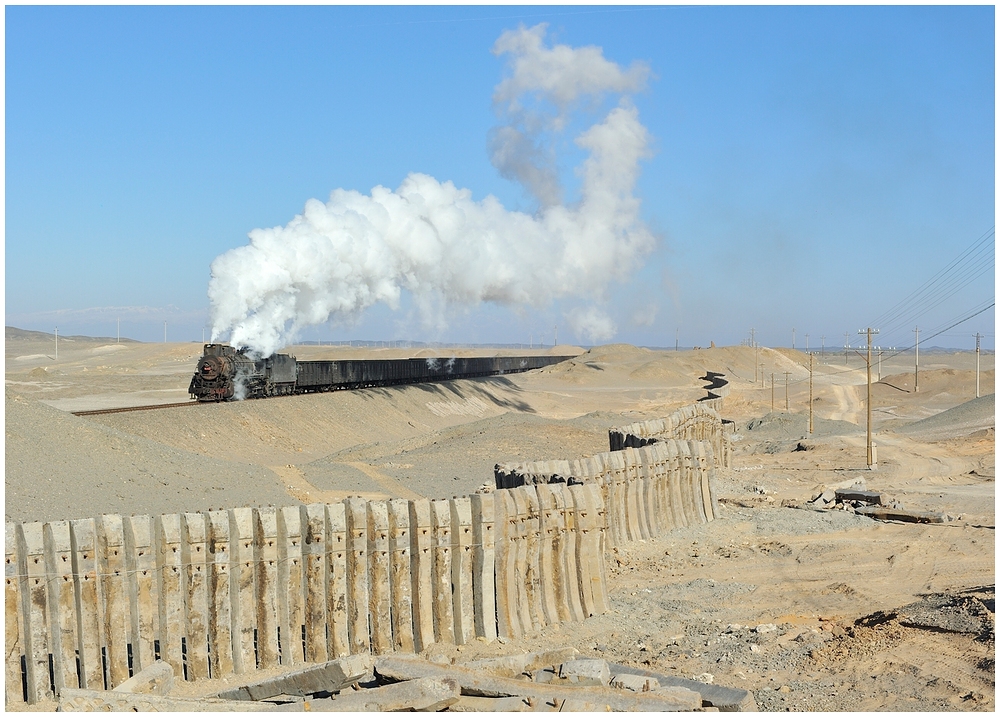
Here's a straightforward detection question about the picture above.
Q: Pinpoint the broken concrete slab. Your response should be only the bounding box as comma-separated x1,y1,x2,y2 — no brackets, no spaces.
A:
58,688,283,711
449,694,530,712
460,647,579,678
558,658,610,686
855,506,948,523
558,697,611,711
375,655,701,711
303,677,460,712
111,660,174,695
609,673,660,692
214,654,375,701
834,489,881,505
608,663,758,711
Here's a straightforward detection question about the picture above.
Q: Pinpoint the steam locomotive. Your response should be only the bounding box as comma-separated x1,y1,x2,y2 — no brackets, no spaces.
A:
188,344,574,402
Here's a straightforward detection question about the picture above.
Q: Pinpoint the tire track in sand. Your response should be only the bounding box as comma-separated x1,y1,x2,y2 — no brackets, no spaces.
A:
270,464,391,503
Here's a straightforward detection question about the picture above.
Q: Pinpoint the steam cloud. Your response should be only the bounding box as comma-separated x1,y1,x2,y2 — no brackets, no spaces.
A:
209,24,655,356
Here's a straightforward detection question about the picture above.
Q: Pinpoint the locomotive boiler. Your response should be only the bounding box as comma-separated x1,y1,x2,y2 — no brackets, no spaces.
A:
188,344,573,402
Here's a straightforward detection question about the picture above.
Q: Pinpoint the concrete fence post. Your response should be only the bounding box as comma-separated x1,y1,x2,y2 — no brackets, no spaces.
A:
227,508,256,673
408,499,434,652
469,493,497,642
18,521,54,702
70,518,103,690
387,499,415,653
253,507,280,668
277,506,305,665
205,510,235,678
43,520,79,694
343,498,370,655
181,513,210,679
366,501,393,655
301,504,329,663
449,497,475,645
325,502,349,658
429,499,455,644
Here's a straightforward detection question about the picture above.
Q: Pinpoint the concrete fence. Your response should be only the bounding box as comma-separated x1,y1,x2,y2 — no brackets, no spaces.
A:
608,403,731,468
494,439,720,548
5,484,608,706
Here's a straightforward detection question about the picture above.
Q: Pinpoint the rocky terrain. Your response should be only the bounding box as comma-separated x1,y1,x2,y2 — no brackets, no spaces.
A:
5,328,994,710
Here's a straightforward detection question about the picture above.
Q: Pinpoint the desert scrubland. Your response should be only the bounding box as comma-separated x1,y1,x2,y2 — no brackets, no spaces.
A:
5,327,994,711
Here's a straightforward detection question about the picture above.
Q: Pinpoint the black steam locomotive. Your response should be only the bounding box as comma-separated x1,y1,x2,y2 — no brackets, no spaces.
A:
188,344,574,402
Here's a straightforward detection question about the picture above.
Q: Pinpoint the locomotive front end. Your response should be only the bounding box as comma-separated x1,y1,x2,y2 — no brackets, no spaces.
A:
188,344,255,401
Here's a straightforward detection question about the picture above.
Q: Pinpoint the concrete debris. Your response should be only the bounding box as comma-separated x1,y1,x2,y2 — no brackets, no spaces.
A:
834,489,881,505
692,673,714,684
609,673,660,691
213,655,375,701
606,663,758,711
855,506,949,524
300,677,460,712
58,688,281,712
375,654,703,711
558,658,611,686
448,694,530,711
110,660,174,696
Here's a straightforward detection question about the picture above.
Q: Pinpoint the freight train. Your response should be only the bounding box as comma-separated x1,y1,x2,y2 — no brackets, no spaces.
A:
188,344,574,402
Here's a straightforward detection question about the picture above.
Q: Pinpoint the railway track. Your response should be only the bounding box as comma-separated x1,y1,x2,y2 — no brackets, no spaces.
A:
71,401,202,417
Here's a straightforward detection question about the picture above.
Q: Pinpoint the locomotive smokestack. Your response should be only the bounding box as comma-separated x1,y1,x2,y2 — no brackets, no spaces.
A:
208,24,654,356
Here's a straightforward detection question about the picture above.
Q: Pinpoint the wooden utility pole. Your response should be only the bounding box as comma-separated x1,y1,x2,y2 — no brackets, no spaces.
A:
975,332,981,398
913,326,920,393
860,328,879,469
808,353,814,435
771,373,775,413
783,371,791,410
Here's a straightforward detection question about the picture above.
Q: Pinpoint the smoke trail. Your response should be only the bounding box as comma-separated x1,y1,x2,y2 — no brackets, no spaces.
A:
209,24,656,357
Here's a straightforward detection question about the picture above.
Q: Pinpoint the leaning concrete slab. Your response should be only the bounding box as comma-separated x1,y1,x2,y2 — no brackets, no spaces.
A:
302,677,460,712
111,660,174,695
214,654,374,701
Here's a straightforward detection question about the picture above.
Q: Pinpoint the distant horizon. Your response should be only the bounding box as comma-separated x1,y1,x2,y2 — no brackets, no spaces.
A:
6,324,993,356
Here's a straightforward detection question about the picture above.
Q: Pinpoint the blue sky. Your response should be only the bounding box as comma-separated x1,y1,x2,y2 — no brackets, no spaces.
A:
6,5,994,351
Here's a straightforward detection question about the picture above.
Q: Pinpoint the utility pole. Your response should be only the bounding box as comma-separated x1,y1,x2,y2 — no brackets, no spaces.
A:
770,373,775,413
877,348,882,382
554,325,557,347
675,328,679,352
821,335,825,357
792,328,795,350
975,332,981,398
805,334,809,352
55,327,58,360
844,332,850,366
808,353,814,435
860,328,879,469
750,328,758,384
784,371,791,410
913,326,920,393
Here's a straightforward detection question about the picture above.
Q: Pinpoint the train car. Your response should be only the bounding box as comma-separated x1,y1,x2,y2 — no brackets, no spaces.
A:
188,344,574,402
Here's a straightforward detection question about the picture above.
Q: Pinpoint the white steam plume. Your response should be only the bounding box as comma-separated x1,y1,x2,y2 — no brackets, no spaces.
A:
566,306,617,344
209,24,655,357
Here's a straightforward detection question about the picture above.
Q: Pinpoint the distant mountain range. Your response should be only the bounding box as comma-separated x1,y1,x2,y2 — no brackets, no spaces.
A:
5,326,139,343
